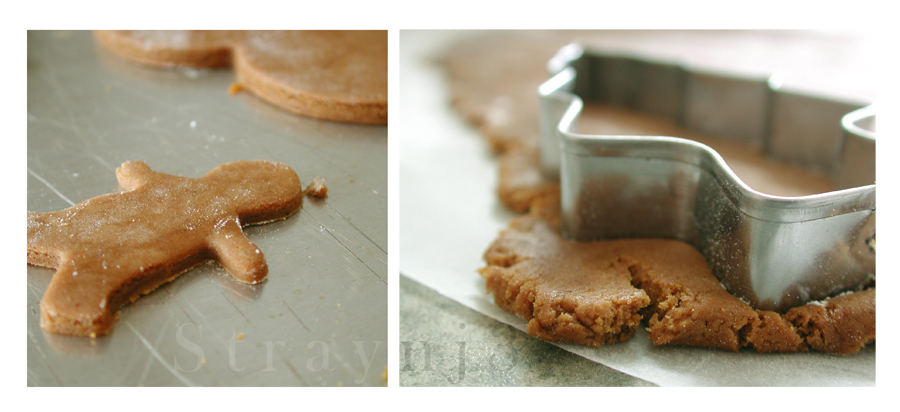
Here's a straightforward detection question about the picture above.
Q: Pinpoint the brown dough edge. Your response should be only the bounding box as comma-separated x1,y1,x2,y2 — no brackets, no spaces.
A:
31,211,302,338
35,255,210,337
94,31,233,68
479,202,650,347
479,262,648,347
232,49,387,125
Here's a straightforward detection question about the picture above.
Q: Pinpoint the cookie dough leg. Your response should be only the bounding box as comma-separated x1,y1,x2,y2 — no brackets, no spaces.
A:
208,219,268,284
40,259,117,337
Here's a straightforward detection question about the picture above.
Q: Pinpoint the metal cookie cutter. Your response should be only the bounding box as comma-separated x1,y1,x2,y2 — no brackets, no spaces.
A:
538,43,875,312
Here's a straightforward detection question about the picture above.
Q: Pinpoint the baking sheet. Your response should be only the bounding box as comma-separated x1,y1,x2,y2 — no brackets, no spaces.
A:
27,30,386,387
398,30,875,386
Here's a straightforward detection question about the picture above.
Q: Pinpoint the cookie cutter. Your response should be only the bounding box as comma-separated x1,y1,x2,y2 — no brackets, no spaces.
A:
538,43,875,312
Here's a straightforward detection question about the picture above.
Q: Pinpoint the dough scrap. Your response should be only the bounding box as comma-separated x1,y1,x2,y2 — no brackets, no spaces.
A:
95,30,387,124
305,177,328,198
27,160,304,337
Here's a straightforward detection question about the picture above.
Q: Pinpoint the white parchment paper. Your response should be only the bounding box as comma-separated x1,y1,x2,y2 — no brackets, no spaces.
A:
398,30,875,387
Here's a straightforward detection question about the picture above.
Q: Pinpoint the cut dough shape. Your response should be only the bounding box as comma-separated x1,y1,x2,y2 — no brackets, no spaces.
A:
95,30,387,124
27,160,304,337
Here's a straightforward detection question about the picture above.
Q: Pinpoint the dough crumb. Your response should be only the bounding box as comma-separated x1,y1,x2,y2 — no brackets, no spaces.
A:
228,82,243,95
305,177,328,198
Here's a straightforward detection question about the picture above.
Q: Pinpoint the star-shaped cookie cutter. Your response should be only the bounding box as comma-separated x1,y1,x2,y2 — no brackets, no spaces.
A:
538,43,875,312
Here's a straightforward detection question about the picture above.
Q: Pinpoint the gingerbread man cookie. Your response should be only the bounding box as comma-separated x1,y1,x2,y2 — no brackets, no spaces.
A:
27,160,304,337
94,30,388,124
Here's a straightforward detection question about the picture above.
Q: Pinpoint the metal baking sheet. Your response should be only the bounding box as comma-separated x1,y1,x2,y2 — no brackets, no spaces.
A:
27,30,386,387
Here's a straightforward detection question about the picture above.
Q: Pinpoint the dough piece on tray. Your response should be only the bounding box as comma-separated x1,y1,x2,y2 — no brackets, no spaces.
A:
27,160,304,337
479,199,875,354
95,30,387,124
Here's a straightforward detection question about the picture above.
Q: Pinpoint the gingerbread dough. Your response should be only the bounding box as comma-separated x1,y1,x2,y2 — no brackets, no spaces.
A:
481,200,875,354
94,30,387,124
27,160,304,337
305,177,329,198
480,208,650,346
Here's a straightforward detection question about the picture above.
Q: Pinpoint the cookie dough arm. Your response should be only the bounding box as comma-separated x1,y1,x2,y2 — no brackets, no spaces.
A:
208,218,268,284
116,161,155,191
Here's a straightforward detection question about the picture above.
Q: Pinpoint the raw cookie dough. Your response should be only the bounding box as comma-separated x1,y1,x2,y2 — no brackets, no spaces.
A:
441,32,570,154
480,208,650,346
481,200,875,354
27,160,304,337
95,30,387,124
305,177,328,198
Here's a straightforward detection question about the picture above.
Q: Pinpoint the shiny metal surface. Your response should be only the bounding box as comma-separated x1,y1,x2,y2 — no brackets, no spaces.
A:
540,44,875,311
27,31,386,386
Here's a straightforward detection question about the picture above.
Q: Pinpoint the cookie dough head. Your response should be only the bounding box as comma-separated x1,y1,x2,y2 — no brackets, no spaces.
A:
203,160,303,225
116,160,155,191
